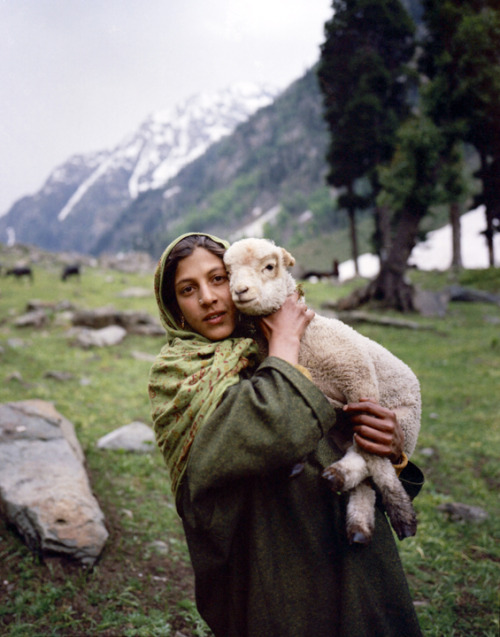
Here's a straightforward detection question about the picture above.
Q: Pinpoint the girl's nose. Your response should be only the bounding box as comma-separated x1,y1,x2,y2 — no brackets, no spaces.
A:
198,285,216,306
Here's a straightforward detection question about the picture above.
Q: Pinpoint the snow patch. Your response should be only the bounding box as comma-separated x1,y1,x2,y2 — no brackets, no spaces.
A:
338,206,499,282
58,156,116,221
229,205,282,240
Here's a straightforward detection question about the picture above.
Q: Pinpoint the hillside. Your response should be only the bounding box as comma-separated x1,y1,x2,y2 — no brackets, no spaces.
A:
0,84,278,255
94,67,339,258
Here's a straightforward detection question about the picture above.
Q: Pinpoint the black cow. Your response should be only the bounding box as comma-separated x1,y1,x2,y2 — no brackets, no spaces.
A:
5,266,34,281
61,264,81,281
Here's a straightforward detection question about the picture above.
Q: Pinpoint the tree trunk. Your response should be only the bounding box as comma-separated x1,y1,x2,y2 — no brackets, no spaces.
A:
375,204,393,265
485,207,495,267
347,183,359,275
367,203,426,312
479,151,497,267
450,201,462,271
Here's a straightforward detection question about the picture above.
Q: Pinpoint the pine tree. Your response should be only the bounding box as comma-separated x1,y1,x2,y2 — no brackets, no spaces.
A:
317,0,416,274
421,0,500,265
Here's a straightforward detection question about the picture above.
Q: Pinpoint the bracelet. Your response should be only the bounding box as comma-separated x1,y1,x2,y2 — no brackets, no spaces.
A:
392,451,409,476
294,364,313,381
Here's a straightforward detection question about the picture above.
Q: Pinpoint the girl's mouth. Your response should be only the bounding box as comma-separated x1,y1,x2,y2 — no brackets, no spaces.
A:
204,312,226,323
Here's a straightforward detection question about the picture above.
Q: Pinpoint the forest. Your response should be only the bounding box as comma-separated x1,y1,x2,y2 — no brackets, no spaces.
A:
317,0,500,310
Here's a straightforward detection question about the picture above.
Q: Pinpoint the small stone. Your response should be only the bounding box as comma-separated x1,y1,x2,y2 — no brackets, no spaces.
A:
420,447,435,457
149,540,169,555
437,502,489,523
44,371,74,382
96,422,155,453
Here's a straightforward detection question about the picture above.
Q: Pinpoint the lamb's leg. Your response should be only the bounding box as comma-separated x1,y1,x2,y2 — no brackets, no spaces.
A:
364,454,418,540
322,443,369,491
346,481,376,544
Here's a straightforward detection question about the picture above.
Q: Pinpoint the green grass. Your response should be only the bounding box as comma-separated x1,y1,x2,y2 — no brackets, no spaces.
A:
1,262,499,635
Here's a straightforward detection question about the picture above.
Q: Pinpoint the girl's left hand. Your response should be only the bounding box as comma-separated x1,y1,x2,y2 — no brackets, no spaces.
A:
341,398,405,464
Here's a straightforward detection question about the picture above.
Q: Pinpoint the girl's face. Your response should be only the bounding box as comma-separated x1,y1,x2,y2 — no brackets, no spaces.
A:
174,247,237,340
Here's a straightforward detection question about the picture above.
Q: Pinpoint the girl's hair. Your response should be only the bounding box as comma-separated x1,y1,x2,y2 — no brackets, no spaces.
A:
161,234,227,323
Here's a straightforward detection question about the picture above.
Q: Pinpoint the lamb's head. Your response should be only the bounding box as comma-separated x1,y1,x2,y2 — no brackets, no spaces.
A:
223,238,297,315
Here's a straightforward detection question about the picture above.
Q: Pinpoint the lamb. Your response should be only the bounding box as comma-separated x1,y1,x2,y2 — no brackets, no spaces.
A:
223,237,421,544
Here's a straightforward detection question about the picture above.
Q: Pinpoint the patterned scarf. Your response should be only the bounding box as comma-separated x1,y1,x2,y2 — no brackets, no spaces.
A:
148,233,259,496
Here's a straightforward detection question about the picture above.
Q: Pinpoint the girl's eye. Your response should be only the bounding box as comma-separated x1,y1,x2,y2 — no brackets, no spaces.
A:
180,285,194,295
213,275,228,284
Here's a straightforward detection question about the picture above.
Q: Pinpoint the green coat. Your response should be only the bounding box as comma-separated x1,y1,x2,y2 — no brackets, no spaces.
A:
178,357,423,637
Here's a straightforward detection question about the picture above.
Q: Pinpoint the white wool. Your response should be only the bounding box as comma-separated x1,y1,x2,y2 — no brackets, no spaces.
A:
224,237,422,542
224,237,421,454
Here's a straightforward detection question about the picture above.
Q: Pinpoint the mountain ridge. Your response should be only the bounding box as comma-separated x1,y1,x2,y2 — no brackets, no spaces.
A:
0,82,278,255
96,67,334,258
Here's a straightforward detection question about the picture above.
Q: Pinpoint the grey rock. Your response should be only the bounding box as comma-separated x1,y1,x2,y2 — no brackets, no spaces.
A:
413,288,450,317
44,370,75,382
131,350,157,363
5,371,27,385
148,540,169,556
118,287,152,298
14,309,48,328
447,285,500,305
7,338,27,348
437,502,489,523
419,447,436,457
70,325,127,348
0,400,108,566
96,422,155,453
72,306,163,335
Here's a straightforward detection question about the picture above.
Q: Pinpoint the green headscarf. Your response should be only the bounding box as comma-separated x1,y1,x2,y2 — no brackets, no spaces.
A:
148,233,259,496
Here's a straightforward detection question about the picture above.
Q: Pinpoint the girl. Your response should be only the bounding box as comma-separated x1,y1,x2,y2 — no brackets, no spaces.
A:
149,232,423,637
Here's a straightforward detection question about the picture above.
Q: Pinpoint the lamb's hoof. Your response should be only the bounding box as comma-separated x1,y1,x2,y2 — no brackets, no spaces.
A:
322,466,345,491
393,519,418,541
349,531,371,545
386,505,418,540
382,491,418,540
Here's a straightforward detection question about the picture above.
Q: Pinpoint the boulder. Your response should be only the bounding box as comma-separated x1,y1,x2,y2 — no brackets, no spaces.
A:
0,400,108,566
413,288,450,318
70,325,127,348
14,309,49,328
97,422,156,453
447,285,500,305
72,306,163,336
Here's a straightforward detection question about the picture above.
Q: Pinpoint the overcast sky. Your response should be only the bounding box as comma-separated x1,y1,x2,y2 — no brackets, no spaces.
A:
0,0,332,215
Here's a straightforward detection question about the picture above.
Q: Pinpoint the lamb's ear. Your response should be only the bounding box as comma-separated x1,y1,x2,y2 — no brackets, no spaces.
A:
281,247,295,267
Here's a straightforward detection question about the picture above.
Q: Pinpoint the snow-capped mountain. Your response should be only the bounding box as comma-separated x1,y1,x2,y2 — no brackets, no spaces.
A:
0,83,277,254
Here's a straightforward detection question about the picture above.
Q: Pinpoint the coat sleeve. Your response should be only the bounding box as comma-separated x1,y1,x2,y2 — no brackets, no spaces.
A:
180,357,336,509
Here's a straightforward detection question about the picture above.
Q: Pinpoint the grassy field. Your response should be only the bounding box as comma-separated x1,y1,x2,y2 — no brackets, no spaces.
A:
0,259,498,636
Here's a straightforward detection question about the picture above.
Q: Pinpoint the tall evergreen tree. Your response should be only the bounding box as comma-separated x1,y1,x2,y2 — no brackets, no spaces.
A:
317,0,416,274
369,116,445,310
421,0,500,265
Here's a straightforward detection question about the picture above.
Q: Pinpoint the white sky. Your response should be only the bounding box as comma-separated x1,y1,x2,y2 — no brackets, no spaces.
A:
0,0,333,215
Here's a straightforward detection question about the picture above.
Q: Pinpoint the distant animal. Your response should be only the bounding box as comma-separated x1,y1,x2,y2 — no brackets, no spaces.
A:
301,259,340,282
61,264,81,281
223,237,421,544
5,266,34,281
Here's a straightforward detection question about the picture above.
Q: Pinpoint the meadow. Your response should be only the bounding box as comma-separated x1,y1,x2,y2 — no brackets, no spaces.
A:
0,259,498,636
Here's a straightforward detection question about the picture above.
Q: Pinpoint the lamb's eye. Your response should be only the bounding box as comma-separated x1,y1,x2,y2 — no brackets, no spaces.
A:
265,264,274,271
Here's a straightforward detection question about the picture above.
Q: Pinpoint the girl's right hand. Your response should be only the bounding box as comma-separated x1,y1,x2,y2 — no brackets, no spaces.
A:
258,293,315,365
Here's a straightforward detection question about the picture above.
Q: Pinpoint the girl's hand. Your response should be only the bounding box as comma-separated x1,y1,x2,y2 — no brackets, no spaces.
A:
341,398,405,464
258,293,315,365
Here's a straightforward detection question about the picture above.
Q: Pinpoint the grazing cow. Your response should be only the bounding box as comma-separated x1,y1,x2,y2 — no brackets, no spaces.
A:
61,264,81,281
5,266,34,281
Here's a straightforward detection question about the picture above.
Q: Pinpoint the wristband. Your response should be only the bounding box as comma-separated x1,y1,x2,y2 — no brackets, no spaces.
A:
392,451,409,476
294,364,313,381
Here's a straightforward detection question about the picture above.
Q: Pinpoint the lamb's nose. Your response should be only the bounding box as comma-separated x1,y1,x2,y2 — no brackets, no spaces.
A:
235,286,249,296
